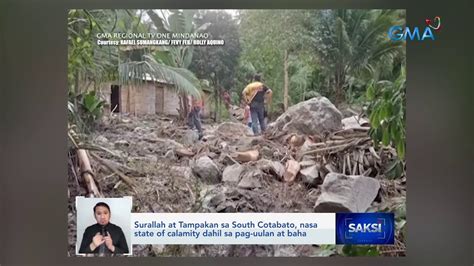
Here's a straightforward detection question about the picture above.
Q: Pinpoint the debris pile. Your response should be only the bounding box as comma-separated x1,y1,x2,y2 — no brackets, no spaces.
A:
68,97,406,257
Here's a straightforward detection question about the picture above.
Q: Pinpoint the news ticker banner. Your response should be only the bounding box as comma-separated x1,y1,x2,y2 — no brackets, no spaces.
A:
131,213,394,245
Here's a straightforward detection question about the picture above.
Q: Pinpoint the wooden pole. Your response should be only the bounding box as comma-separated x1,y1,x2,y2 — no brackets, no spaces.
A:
77,149,102,197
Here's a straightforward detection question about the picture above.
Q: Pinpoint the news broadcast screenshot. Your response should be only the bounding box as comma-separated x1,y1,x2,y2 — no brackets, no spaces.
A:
66,9,409,257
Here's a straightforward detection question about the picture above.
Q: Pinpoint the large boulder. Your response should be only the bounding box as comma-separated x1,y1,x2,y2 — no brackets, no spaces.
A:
314,173,380,212
267,97,343,137
222,164,245,183
190,156,221,184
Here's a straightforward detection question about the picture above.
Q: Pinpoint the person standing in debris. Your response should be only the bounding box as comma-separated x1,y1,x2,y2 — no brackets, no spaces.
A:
187,93,204,140
242,74,273,135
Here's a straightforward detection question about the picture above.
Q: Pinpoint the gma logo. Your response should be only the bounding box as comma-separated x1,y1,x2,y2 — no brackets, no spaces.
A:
348,223,383,233
388,26,436,41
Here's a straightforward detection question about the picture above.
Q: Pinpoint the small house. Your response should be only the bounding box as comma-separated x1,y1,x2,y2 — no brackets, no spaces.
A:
98,75,212,118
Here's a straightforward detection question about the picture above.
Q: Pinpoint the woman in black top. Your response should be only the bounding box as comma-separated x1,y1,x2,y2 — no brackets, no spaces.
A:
79,202,129,255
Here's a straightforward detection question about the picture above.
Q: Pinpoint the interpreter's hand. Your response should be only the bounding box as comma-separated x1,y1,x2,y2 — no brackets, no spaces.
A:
104,232,115,252
92,232,105,249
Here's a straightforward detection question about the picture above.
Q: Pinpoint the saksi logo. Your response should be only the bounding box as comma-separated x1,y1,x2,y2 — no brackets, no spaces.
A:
336,213,394,245
348,222,382,233
389,16,441,41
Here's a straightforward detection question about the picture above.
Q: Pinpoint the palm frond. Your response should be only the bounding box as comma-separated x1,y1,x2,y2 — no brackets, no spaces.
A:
147,10,169,33
118,54,201,98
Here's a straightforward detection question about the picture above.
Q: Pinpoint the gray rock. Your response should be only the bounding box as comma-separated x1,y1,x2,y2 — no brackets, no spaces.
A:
210,192,226,207
216,122,250,136
314,173,380,213
190,156,221,184
238,169,263,189
215,201,236,212
267,97,343,137
257,159,285,179
182,130,199,146
222,164,245,183
299,165,321,186
219,153,238,166
216,122,252,143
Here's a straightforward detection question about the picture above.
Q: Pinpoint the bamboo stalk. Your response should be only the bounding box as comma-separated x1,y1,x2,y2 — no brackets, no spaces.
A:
358,150,364,175
347,153,352,175
352,151,358,175
342,154,346,174
332,127,369,136
300,140,358,156
77,149,102,197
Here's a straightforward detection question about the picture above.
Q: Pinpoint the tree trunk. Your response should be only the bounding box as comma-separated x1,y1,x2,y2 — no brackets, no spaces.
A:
284,49,289,111
334,66,346,105
77,149,102,197
213,91,218,122
74,69,79,94
216,80,221,123
178,93,189,121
